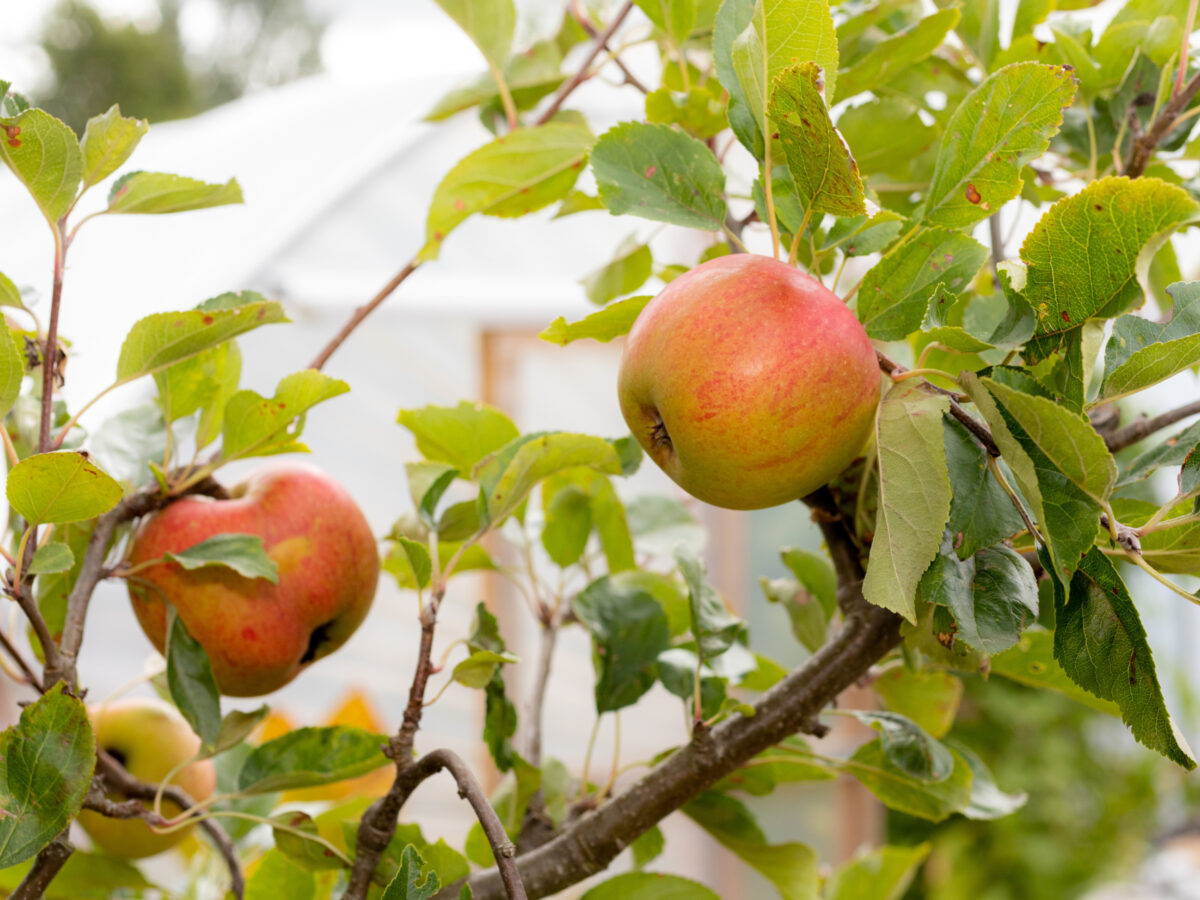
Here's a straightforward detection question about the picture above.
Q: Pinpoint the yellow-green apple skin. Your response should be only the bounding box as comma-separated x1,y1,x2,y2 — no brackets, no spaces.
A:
76,698,216,859
127,462,380,696
618,254,880,510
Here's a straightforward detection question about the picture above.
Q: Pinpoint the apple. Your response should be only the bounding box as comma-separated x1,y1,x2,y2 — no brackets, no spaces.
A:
77,697,216,859
618,254,880,510
127,462,380,696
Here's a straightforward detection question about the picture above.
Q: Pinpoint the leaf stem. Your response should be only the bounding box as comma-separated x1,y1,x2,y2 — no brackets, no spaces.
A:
1178,0,1198,97
1123,549,1200,607
487,60,520,131
986,455,1043,544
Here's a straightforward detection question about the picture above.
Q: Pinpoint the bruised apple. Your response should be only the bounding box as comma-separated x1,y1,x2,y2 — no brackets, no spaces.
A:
128,462,379,696
77,698,216,858
618,254,880,510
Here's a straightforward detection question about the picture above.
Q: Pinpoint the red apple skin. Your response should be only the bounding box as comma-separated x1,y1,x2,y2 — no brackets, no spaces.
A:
618,254,880,510
128,462,379,696
76,698,216,859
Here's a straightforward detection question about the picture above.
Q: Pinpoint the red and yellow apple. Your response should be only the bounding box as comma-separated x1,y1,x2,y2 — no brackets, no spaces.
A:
77,697,216,859
127,462,379,696
618,254,880,510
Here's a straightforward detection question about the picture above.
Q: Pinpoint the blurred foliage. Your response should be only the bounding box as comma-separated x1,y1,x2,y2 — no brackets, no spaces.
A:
38,0,324,132
895,675,1200,900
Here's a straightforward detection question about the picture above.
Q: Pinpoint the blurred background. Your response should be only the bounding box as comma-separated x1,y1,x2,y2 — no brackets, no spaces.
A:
2,0,1200,897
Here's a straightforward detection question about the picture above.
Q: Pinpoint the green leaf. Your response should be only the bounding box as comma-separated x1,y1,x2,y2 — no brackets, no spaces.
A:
452,649,519,690
580,241,652,306
713,738,835,794
630,826,665,869
221,370,349,460
162,533,279,583
79,105,147,189
421,123,594,260
682,792,818,900
835,8,959,103
1121,418,1200,485
823,209,906,256
952,741,1027,820
0,851,158,898
591,122,727,229
427,42,564,121
874,667,963,739
271,810,345,872
0,108,82,224
1100,280,1200,400
657,648,726,718
117,294,286,383
406,462,459,526
768,63,864,219
541,482,592,568
845,711,954,782
245,849,317,900
237,726,389,794
203,706,270,759
635,0,697,45
922,63,1076,228
475,432,622,526
982,376,1116,502
960,371,1100,581
676,549,741,659
943,417,1025,559
1023,177,1198,348
825,843,931,900
155,336,242,449
554,189,605,217
837,98,935,181
27,542,73,576
382,844,440,900
580,872,720,900
398,401,519,472
992,629,1116,712
574,575,671,712
165,608,222,747
840,740,972,821
1052,549,1195,769
468,604,518,772
0,271,25,311
731,0,839,136
919,541,1039,655
385,536,433,591
7,451,123,525
431,0,515,71
858,228,989,340
0,683,95,868
106,171,242,213
540,295,651,345
863,382,952,623
780,547,837,617
759,576,828,653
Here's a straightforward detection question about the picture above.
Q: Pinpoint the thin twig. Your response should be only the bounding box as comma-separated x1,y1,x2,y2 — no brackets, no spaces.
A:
10,832,72,900
1126,68,1200,177
0,627,44,692
571,3,649,94
95,749,244,899
11,584,60,676
308,258,420,371
1105,399,1200,452
38,228,66,454
535,2,635,126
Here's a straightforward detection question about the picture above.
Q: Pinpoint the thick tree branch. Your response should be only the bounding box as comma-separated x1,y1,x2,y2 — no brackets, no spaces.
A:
95,749,244,899
11,833,72,900
1126,69,1200,178
535,2,635,126
1105,399,1200,452
308,258,420,372
46,476,227,688
447,495,902,900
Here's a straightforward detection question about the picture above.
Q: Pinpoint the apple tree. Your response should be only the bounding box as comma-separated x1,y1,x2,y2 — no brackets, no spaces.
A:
2,0,1200,897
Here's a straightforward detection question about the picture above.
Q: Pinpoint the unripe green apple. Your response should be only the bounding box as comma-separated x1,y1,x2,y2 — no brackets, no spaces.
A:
127,462,379,696
76,698,216,859
618,254,880,510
